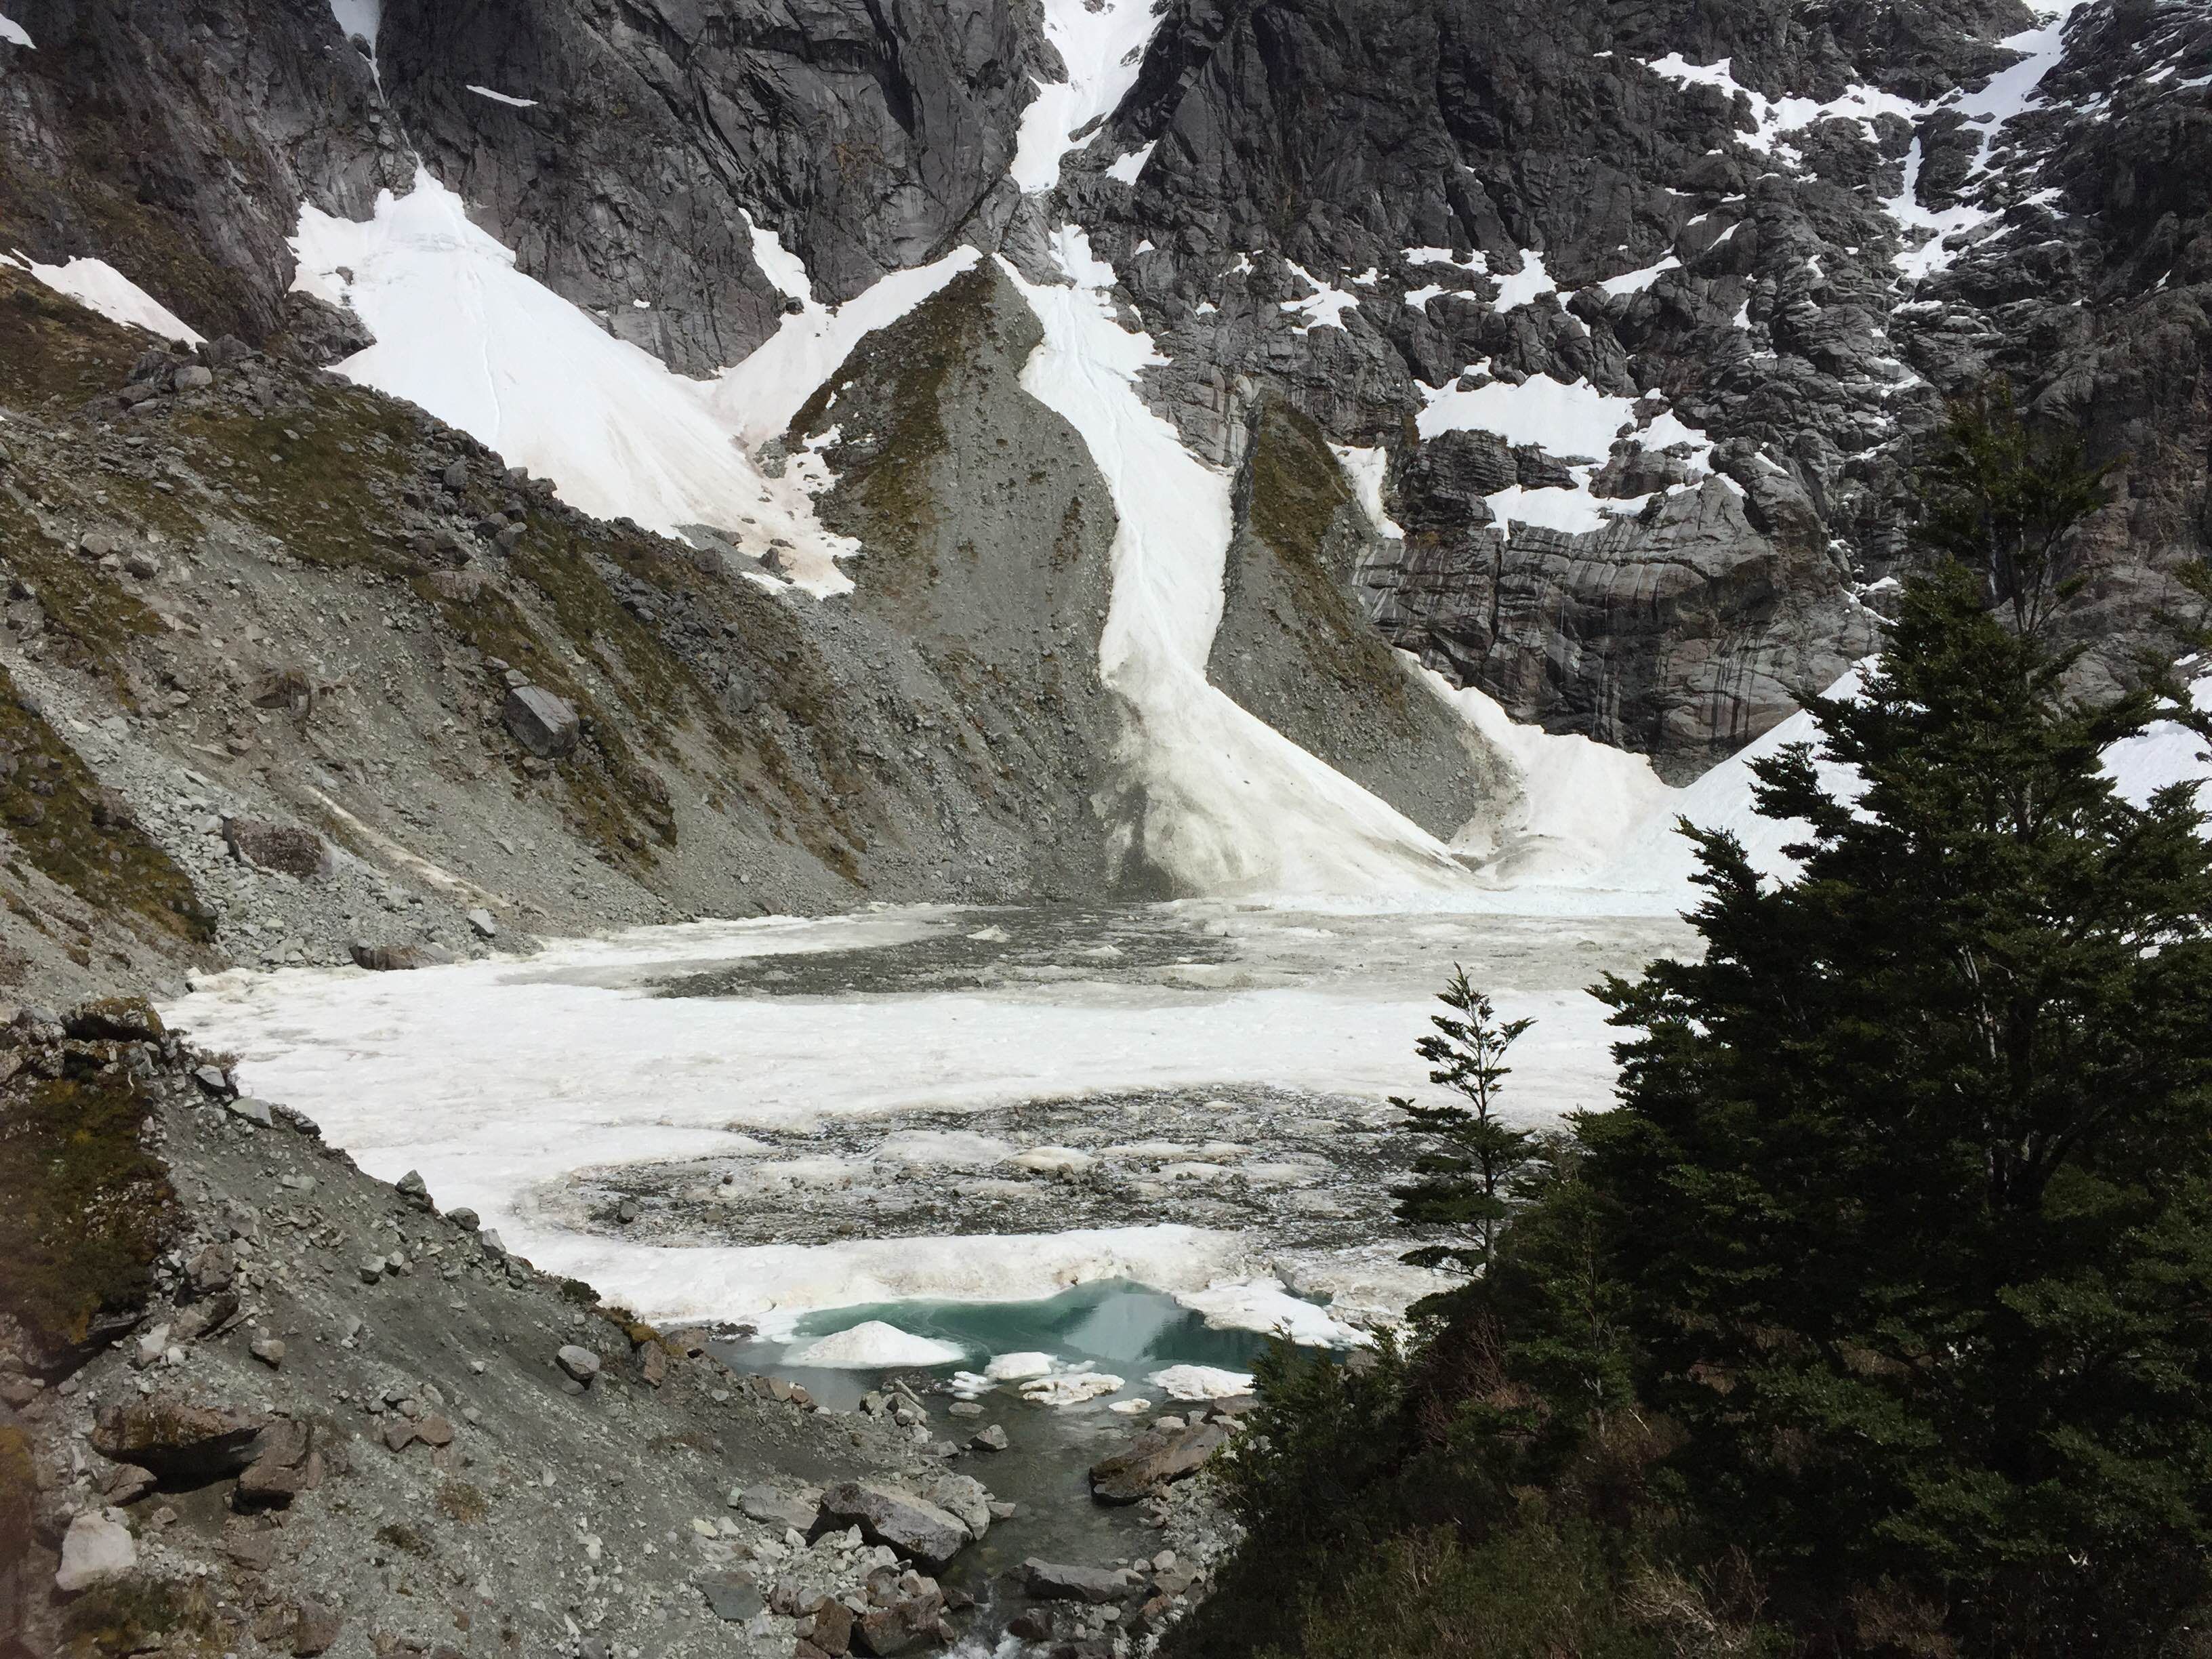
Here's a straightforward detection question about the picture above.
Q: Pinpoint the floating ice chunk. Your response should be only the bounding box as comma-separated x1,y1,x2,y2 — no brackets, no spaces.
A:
1148,1365,1254,1401
1109,1398,1153,1414
983,1352,1058,1382
5,255,201,344
964,925,1012,943
1176,1278,1372,1347
788,1321,967,1369
1022,1371,1126,1406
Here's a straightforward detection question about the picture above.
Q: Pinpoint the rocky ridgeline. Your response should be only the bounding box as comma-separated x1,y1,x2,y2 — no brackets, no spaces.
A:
0,1000,1239,1659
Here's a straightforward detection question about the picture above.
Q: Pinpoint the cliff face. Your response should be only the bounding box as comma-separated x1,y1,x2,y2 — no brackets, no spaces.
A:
1,0,2206,935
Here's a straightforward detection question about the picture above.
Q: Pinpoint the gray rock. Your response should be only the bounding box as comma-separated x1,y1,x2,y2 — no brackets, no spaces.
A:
173,363,214,391
395,1168,432,1208
465,907,498,939
1023,1558,1132,1603
222,817,331,879
350,941,452,972
919,1473,991,1538
555,1345,602,1385
251,1337,287,1368
503,685,580,758
969,1423,1008,1453
696,1570,762,1621
736,1485,817,1530
813,1481,972,1572
1088,1418,1229,1504
225,1097,274,1128
447,1207,480,1231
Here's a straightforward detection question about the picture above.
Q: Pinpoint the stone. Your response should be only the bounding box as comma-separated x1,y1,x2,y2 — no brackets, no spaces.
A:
813,1481,972,1572
737,1485,817,1531
1023,1558,1132,1603
292,1598,344,1656
250,1337,286,1368
969,1423,1009,1453
447,1207,480,1231
802,1595,856,1656
503,685,581,758
359,1256,386,1284
55,1510,137,1593
697,1570,763,1622
918,1473,991,1538
186,1240,236,1296
465,907,498,939
1088,1418,1229,1504
91,1395,265,1484
947,1400,983,1418
638,1340,667,1387
556,1344,602,1384
222,817,331,878
350,941,451,972
99,1462,157,1505
442,459,469,490
396,1168,433,1208
173,363,214,391
226,1096,275,1128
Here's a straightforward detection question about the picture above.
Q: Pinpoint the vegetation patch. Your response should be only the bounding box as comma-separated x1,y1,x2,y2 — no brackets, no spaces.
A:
0,664,213,945
0,1045,181,1370
58,1576,224,1658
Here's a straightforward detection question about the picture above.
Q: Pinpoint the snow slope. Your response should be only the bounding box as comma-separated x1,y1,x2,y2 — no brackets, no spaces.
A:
1010,0,1162,190
0,12,33,48
1004,230,1470,895
4,253,202,344
291,169,968,598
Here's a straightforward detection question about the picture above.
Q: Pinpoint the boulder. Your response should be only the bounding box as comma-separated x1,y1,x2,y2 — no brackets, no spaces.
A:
736,1484,816,1530
1088,1418,1229,1504
1023,1558,1134,1603
55,1510,136,1593
503,685,580,758
90,1395,265,1485
555,1345,602,1385
292,1598,343,1656
350,942,451,972
222,817,331,879
918,1473,991,1538
813,1481,971,1572
697,1570,762,1622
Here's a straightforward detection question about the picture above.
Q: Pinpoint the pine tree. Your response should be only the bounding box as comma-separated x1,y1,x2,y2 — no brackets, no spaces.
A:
1392,969,1537,1275
1580,396,2212,1654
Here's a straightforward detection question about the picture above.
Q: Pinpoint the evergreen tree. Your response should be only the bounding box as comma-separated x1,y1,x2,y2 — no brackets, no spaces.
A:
1581,396,2212,1653
1392,970,1538,1275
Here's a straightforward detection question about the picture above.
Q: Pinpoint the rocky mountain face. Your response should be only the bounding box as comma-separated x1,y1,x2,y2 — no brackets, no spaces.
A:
1,0,2205,906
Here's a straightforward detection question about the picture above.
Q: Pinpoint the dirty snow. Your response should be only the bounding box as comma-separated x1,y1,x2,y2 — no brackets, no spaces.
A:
0,12,33,47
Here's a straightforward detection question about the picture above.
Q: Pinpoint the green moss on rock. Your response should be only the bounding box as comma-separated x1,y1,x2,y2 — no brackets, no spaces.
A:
0,665,213,945
0,1045,181,1370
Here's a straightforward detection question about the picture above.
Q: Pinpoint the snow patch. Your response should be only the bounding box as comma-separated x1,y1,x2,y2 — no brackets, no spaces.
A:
1417,371,1636,454
1106,142,1155,185
1600,255,1681,295
466,85,539,109
1280,262,1361,332
1490,250,1556,310
4,254,202,344
0,12,33,47
1011,0,1162,191
291,169,971,598
789,1321,968,1368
